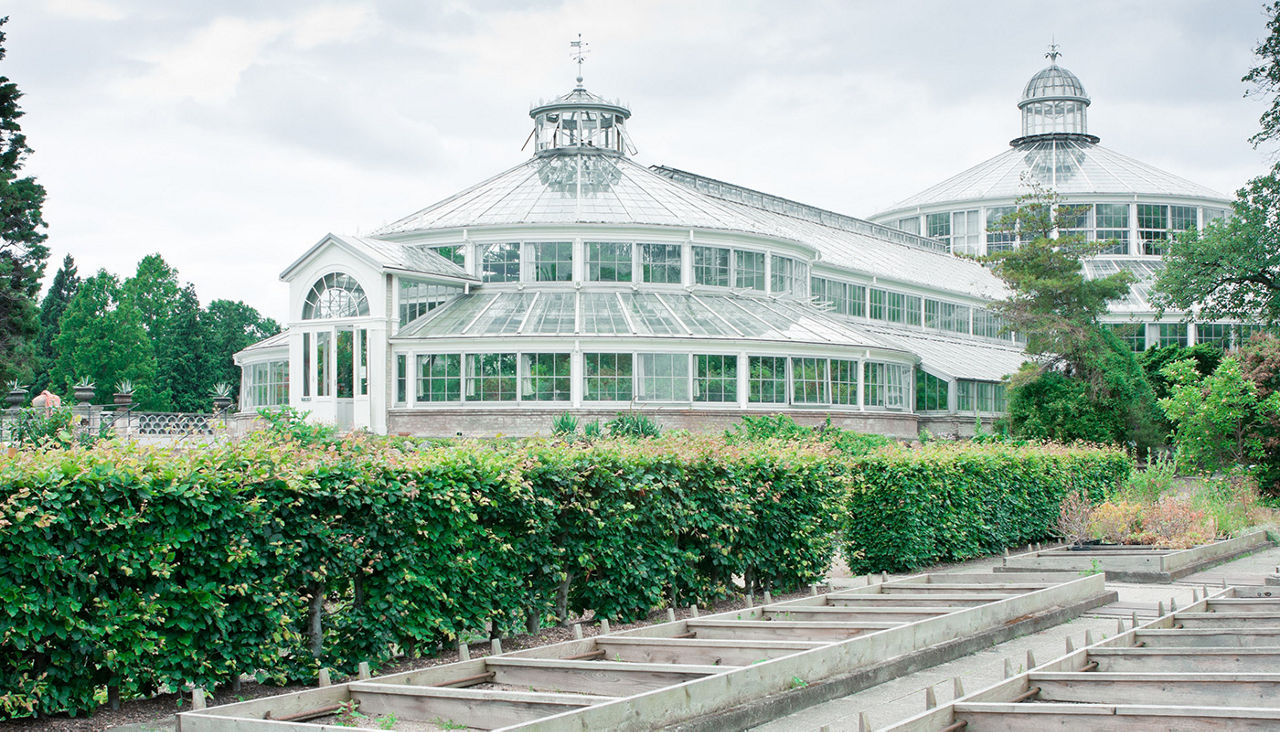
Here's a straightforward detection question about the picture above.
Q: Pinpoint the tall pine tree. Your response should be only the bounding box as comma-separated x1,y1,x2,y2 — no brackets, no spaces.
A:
121,253,182,409
0,17,49,384
31,253,78,393
51,270,155,404
155,283,208,411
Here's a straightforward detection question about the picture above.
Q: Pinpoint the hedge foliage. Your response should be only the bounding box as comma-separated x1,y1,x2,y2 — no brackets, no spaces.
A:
0,433,846,719
842,442,1132,573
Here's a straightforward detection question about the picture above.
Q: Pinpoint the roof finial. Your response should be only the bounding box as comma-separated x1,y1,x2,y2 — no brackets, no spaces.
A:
570,33,589,87
1045,38,1061,64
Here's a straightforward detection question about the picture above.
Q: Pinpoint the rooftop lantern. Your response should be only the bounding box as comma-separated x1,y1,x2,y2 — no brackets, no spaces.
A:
527,34,632,156
1011,44,1100,146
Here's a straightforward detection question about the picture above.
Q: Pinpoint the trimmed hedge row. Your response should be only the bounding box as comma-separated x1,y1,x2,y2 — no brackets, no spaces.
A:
0,434,846,719
843,442,1132,573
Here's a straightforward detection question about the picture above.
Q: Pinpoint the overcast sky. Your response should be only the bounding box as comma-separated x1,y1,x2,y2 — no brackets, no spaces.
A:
4,0,1275,320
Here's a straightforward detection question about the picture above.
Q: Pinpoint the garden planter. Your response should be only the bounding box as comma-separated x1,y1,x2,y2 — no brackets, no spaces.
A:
5,389,25,408
73,386,95,404
113,393,132,406
213,396,232,411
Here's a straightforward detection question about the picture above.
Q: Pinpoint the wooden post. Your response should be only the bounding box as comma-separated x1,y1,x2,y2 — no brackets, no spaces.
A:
690,605,699,618
1116,618,1125,634
1065,636,1074,653
1003,658,1012,679
491,638,502,656
858,712,871,731
866,573,874,586
880,571,888,584
573,623,583,640
666,608,676,623
600,619,610,635
1131,611,1139,630
1026,649,1036,668
1085,629,1095,646
924,685,936,709
1157,601,1165,617
192,687,206,711
317,668,331,687
809,584,819,596
953,677,964,698
459,641,470,662
1169,597,1177,613
358,662,371,680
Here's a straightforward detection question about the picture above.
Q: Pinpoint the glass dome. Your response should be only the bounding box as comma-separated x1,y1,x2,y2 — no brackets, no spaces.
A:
1014,59,1096,144
529,86,631,155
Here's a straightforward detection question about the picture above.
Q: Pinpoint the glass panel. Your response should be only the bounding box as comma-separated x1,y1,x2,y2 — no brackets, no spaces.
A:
534,241,572,282
303,272,370,320
734,250,766,291
584,353,633,401
699,296,771,337
357,329,368,396
957,380,974,412
521,353,571,401
694,354,737,402
1196,323,1232,349
915,368,949,411
316,331,330,397
466,353,517,401
523,292,576,334
624,293,684,335
986,206,1016,252
1105,322,1146,352
791,357,828,404
693,246,731,287
951,209,981,255
396,354,406,404
973,309,1006,339
662,295,734,336
1157,323,1187,348
470,292,535,335
586,241,633,282
1095,203,1130,255
581,293,629,334
638,353,690,401
771,255,794,294
302,332,311,398
640,243,682,284
415,294,496,336
904,294,922,326
924,299,971,334
748,356,787,403
1170,205,1197,232
897,216,920,235
482,242,520,283
811,277,866,318
430,245,464,265
399,278,459,326
831,359,857,405
926,212,950,249
417,354,462,402
335,329,354,399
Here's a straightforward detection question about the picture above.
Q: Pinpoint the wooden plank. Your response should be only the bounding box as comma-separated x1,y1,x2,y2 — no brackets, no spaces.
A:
685,619,895,641
1089,647,1280,673
1029,671,1280,708
348,682,603,729
594,637,822,666
951,702,1280,732
880,582,1052,593
763,606,955,622
1206,598,1280,613
483,658,722,696
1135,628,1280,647
1175,611,1280,628
825,592,1014,607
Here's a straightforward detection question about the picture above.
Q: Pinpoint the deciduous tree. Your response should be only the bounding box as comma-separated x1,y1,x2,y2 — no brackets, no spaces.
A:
51,270,155,404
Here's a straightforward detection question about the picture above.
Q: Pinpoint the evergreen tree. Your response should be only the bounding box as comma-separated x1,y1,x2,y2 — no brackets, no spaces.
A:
155,284,208,412
51,270,155,404
0,17,49,383
1244,1,1280,148
121,253,181,339
203,299,280,397
31,253,78,393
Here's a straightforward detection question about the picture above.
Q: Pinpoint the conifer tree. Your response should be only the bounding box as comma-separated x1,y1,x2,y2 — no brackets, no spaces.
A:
0,17,49,383
155,284,208,411
31,253,78,393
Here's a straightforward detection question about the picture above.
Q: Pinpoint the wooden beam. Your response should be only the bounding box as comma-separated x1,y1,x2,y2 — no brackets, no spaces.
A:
348,683,607,729
763,606,957,622
1089,647,1280,673
1206,598,1280,613
1029,671,1280,708
483,658,724,696
685,619,896,641
1134,628,1280,647
881,582,1052,593
594,637,823,666
952,701,1280,730
825,593,1014,607
1174,611,1280,627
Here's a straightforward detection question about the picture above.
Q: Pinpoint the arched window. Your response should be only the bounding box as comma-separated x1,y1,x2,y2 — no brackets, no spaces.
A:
302,272,370,319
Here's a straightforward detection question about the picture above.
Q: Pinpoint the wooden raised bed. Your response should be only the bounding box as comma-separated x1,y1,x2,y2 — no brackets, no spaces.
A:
996,529,1273,582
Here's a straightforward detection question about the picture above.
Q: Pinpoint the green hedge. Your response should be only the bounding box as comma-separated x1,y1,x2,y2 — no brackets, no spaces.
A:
842,442,1132,573
0,434,846,719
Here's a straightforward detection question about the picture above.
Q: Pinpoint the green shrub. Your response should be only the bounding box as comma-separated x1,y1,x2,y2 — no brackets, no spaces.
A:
550,412,579,437
842,442,1131,573
0,434,844,719
606,412,661,438
727,414,891,456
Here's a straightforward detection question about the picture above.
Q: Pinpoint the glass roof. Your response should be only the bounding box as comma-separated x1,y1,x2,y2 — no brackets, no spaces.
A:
400,290,904,352
1021,64,1088,104
864,323,1027,382
877,138,1227,216
1083,257,1164,313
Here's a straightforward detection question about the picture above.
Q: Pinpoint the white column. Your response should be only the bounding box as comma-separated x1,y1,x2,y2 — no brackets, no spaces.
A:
1129,202,1140,256
570,346,583,408
737,353,749,409
856,360,865,412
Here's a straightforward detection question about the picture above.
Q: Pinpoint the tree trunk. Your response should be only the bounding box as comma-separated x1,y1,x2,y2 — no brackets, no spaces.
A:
554,571,574,626
308,582,325,659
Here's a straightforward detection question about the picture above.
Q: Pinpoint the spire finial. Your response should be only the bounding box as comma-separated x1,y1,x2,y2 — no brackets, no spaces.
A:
570,33,589,87
1045,39,1061,64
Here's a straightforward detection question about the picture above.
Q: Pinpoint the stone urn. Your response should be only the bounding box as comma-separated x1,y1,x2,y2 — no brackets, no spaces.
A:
113,392,133,406
73,385,96,404
5,388,25,408
213,395,232,412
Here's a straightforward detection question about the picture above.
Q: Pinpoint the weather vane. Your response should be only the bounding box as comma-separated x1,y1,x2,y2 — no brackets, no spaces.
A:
1045,39,1061,64
570,33,589,86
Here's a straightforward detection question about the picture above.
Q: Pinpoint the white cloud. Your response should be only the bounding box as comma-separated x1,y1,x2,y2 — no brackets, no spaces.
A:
290,4,378,49
42,0,126,21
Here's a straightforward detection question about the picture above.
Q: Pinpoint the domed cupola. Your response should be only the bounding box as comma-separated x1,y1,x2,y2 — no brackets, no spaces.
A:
528,36,632,157
1011,45,1100,146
